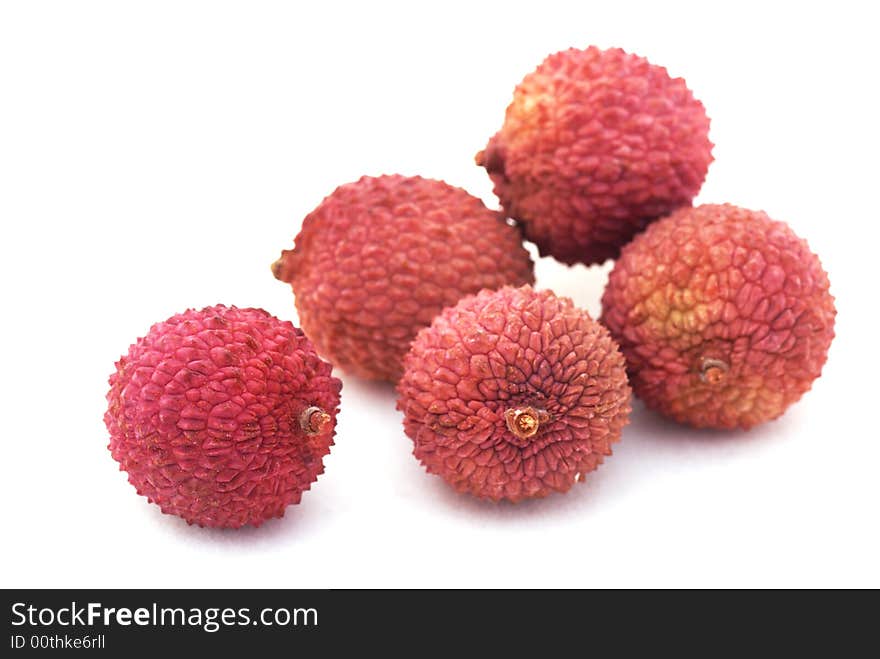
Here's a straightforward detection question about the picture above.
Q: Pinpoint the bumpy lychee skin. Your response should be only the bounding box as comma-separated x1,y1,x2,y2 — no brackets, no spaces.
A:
273,175,535,382
477,46,713,265
600,204,836,430
105,305,342,528
397,286,631,502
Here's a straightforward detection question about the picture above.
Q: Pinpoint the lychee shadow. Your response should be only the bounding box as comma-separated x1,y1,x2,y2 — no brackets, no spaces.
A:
623,399,795,449
417,448,629,522
418,399,795,524
151,495,330,547
336,373,397,406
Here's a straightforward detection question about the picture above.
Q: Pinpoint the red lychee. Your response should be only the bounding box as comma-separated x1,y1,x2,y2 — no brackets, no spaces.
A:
397,285,632,502
477,46,713,265
273,175,535,382
600,204,836,429
105,305,341,528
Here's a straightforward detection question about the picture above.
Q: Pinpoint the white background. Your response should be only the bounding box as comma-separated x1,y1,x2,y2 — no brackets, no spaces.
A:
1,1,877,588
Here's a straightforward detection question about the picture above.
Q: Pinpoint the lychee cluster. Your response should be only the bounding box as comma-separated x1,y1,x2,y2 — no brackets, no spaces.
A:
105,44,835,525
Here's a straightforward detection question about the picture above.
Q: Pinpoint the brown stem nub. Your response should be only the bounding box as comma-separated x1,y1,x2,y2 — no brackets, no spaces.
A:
476,137,504,174
270,258,285,281
700,358,729,385
300,406,331,435
504,406,547,440
271,250,296,283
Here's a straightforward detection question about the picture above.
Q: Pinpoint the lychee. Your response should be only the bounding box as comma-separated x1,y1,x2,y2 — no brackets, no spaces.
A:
477,46,713,265
273,175,535,382
397,285,631,502
600,204,836,429
105,304,342,528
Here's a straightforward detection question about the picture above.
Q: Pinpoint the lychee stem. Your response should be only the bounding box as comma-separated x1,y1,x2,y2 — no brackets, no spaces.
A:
476,138,504,174
271,249,296,283
700,358,729,385
300,406,332,435
504,406,548,440
270,258,284,281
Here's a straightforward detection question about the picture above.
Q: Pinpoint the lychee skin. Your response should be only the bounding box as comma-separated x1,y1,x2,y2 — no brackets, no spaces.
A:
477,46,713,265
397,286,631,502
600,204,836,430
273,175,535,382
105,305,342,528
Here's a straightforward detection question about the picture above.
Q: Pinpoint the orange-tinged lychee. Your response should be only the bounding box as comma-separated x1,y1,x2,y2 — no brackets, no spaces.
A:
477,46,713,265
600,204,836,429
